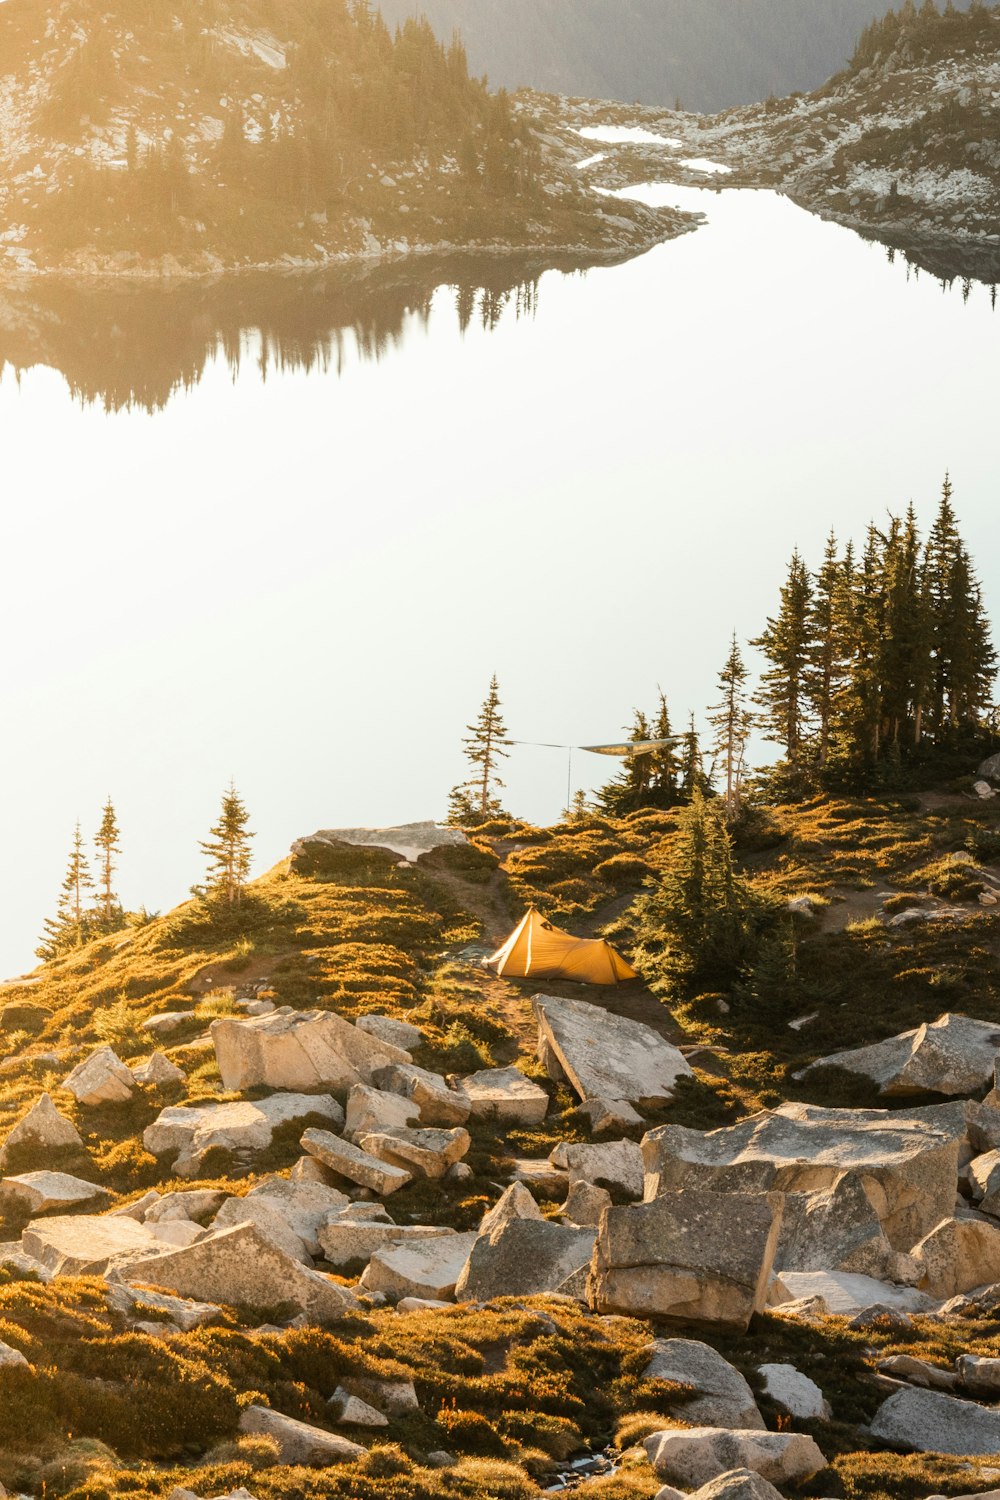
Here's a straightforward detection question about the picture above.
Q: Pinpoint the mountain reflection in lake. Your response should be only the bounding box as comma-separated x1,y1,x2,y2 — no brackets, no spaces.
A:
0,204,995,413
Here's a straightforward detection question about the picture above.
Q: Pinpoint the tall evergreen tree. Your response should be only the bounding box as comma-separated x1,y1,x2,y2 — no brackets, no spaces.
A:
708,633,752,819
650,689,682,805
808,532,856,766
752,550,814,766
679,712,711,800
200,783,254,904
37,822,94,958
450,674,512,822
94,797,122,929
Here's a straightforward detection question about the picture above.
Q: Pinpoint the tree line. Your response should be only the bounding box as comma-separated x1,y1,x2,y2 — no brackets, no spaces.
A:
449,480,997,827
38,784,255,959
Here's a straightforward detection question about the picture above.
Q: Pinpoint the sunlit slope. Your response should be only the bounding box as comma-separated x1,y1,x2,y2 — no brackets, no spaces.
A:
0,0,682,272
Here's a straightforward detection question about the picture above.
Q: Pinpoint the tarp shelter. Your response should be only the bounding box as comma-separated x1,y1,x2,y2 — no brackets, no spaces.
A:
486,907,638,985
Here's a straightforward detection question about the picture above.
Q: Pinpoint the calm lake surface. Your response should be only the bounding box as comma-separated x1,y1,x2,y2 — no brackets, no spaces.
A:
2,179,998,973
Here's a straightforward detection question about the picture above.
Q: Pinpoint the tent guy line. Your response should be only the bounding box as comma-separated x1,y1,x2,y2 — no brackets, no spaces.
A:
509,737,680,814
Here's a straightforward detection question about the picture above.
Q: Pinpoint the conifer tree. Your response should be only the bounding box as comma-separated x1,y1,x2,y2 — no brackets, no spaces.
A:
450,674,512,822
808,532,856,766
94,797,123,929
650,690,681,805
200,783,254,904
633,791,760,989
37,822,94,959
708,634,752,819
679,713,711,801
752,550,814,767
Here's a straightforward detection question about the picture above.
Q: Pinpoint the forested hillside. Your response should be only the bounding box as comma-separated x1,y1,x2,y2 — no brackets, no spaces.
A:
0,0,683,273
374,0,974,112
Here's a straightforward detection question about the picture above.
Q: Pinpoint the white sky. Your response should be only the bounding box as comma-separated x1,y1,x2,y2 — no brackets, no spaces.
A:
1,181,998,977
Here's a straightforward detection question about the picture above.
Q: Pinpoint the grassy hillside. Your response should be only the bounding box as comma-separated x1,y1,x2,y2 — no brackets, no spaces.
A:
3,781,1000,1496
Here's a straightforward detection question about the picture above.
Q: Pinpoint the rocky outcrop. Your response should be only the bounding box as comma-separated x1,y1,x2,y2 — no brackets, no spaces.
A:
355,1013,424,1051
533,993,692,1106
211,1007,412,1093
319,1210,455,1268
0,1171,107,1216
291,821,467,869
0,1093,84,1167
455,1218,596,1301
144,1095,343,1178
61,1047,135,1106
238,1405,365,1464
775,1171,917,1282
457,1066,549,1125
300,1127,413,1194
370,1063,472,1127
587,1190,783,1331
117,1222,359,1320
22,1212,162,1275
356,1124,470,1180
799,1014,1000,1097
359,1230,479,1300
344,1084,420,1140
642,1103,963,1250
910,1216,1000,1299
479,1181,545,1236
550,1138,644,1199
643,1428,827,1488
642,1339,764,1430
870,1386,1000,1454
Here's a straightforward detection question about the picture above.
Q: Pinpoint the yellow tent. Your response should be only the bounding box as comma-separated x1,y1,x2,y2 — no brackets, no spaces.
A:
486,907,638,985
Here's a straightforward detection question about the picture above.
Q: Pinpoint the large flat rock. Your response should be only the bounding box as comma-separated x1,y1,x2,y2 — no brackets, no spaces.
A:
0,1171,107,1216
211,1007,412,1093
457,1066,549,1125
772,1269,935,1316
799,1013,1000,1097
871,1386,1000,1455
588,1189,782,1332
300,1128,412,1195
144,1094,343,1178
360,1231,478,1301
533,994,692,1106
455,1219,596,1301
116,1221,359,1321
642,1102,964,1250
23,1212,162,1275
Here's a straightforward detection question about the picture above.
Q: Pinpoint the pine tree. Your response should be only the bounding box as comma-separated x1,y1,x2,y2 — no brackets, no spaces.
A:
37,822,94,959
597,709,652,815
200,783,254,904
450,674,512,821
752,550,814,766
808,533,856,767
633,791,760,989
707,634,752,819
679,712,711,801
94,797,123,929
650,689,681,806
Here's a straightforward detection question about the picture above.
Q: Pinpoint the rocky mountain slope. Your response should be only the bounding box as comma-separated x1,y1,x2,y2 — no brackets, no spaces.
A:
4,778,1000,1497
0,0,691,275
374,0,975,114
549,3,1000,280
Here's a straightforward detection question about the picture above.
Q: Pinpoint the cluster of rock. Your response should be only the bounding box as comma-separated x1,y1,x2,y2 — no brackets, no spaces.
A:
14,987,1000,1483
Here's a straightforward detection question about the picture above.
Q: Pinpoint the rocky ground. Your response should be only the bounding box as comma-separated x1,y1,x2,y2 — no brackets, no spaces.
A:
4,781,1000,1498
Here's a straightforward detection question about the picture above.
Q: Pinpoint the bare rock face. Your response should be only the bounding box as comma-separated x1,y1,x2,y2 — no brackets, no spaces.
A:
560,1180,612,1227
770,1269,934,1317
211,1196,312,1264
587,1190,783,1332
457,1066,549,1126
117,1221,359,1321
144,1095,343,1178
799,1013,1000,1097
756,1363,831,1420
370,1063,472,1127
355,1014,424,1052
533,994,693,1106
359,1231,479,1301
61,1046,135,1107
22,1212,162,1275
0,1093,84,1167
550,1139,644,1200
238,1405,365,1464
641,1102,963,1251
319,1213,454,1268
643,1428,827,1489
356,1125,470,1180
211,1007,412,1093
911,1216,1000,1299
456,1218,596,1302
131,1052,185,1088
642,1339,765,1430
870,1386,1000,1454
479,1181,545,1236
235,1176,350,1257
291,820,468,869
344,1085,420,1141
775,1171,918,1283
0,1171,107,1216
300,1128,412,1195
